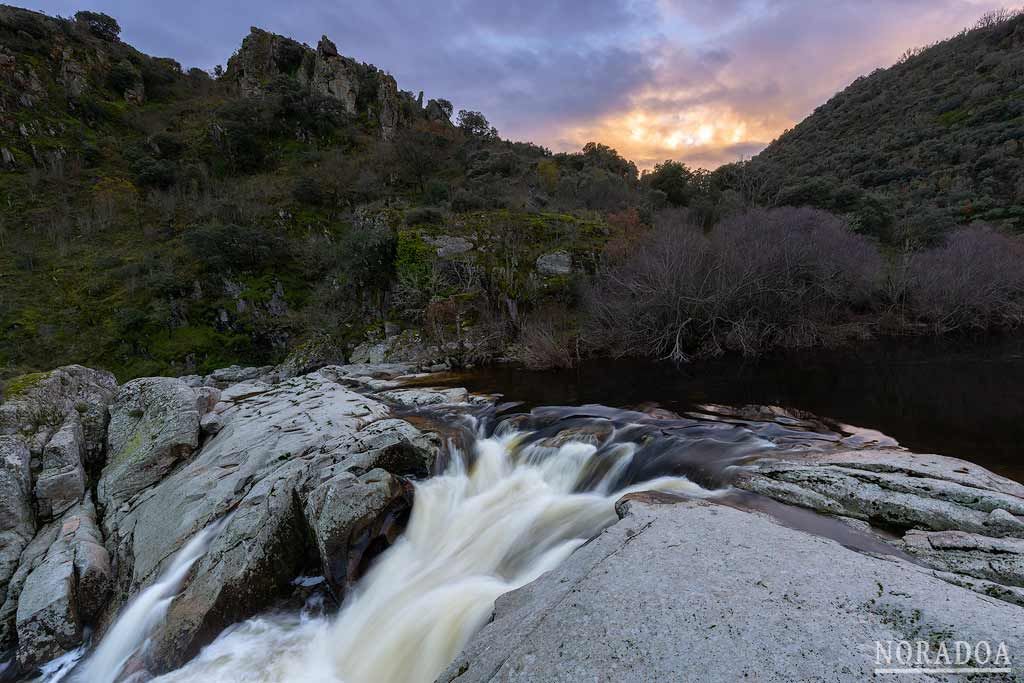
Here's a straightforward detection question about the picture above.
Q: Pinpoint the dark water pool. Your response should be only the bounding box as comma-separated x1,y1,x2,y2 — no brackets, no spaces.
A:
439,335,1024,482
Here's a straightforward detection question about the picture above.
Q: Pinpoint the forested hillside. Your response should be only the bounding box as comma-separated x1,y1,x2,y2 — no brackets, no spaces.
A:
1,5,1022,383
747,9,1024,244
0,5,654,379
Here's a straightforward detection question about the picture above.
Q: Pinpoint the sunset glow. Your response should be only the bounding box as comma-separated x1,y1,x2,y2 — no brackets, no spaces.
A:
24,0,1012,170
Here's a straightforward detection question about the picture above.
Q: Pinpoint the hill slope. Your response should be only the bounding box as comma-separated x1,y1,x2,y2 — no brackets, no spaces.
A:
749,10,1024,242
0,6,644,380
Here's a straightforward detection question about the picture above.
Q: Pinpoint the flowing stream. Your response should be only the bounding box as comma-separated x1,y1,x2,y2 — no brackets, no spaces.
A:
71,522,224,683
151,415,712,683
47,403,897,683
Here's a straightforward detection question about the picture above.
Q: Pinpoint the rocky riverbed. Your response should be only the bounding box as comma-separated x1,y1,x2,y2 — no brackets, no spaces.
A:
1,362,1022,681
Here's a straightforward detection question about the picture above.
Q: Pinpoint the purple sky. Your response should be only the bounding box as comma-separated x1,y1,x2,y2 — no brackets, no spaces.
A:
22,0,1008,168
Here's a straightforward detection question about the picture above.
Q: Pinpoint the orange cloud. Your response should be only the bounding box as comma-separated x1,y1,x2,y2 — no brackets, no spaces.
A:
516,0,1010,171
559,101,785,170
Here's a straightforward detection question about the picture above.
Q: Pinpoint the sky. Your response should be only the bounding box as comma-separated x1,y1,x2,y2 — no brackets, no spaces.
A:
23,0,1010,169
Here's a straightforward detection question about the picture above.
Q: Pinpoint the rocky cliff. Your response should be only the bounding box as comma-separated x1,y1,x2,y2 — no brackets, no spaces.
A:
224,28,448,140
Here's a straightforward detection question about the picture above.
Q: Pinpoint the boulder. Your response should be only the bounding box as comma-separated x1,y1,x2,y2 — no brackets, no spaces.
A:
424,235,473,258
304,467,410,598
535,250,572,277
0,436,33,622
378,387,470,407
11,500,110,668
97,377,200,514
0,365,117,469
33,414,86,522
440,498,1024,682
278,336,346,379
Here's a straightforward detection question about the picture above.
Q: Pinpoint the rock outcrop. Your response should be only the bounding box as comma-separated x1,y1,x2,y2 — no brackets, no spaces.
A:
94,367,440,675
732,448,1024,608
0,361,447,677
10,500,109,669
441,497,1024,682
0,365,116,655
224,27,433,139
97,377,201,515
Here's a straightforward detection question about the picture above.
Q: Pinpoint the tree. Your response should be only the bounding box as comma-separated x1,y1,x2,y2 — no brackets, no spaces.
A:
456,110,498,139
644,160,697,206
74,11,121,41
581,142,638,180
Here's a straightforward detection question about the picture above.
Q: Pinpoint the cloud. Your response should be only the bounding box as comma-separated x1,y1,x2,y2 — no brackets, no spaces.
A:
22,0,1010,168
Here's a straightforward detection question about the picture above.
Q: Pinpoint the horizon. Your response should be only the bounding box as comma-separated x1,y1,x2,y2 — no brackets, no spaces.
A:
16,0,1015,168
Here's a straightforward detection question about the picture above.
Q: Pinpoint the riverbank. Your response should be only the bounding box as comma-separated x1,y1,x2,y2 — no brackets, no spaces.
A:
1,360,1022,681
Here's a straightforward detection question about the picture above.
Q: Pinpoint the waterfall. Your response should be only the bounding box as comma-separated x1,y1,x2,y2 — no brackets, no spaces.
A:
69,521,223,683
149,425,707,683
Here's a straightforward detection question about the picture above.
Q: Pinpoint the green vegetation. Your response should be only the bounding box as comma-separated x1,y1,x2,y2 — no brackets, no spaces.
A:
0,371,50,400
1,6,1022,379
743,9,1024,245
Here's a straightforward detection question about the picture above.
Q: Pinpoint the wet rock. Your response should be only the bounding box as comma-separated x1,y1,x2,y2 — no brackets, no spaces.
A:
304,467,410,598
97,377,200,514
733,449,1024,537
378,387,469,407
34,414,86,522
440,498,1024,682
97,371,404,673
12,500,109,668
0,436,33,621
143,459,309,674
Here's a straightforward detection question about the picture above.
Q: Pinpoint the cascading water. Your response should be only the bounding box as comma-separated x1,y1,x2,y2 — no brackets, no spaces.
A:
68,521,223,683
49,403,864,683
146,414,718,683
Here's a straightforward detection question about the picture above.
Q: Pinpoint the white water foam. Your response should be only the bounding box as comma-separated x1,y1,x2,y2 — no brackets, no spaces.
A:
146,428,705,683
68,521,223,683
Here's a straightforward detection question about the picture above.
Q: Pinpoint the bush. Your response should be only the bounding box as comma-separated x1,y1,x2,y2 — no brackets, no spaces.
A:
405,207,444,226
517,304,578,369
108,60,140,93
75,11,120,41
585,207,883,360
183,222,290,271
905,226,1024,331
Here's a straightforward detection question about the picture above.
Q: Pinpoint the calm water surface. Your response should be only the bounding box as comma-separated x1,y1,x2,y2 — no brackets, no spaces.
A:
442,336,1024,482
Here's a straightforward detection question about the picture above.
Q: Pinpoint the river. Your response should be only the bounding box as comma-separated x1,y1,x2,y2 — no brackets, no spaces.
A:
439,335,1024,482
35,335,1024,682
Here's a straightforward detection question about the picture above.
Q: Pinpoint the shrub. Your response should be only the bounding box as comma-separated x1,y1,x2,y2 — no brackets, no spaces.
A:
108,60,140,93
517,304,578,369
292,176,324,205
74,11,120,41
183,222,290,271
905,226,1024,331
585,207,883,360
405,207,444,226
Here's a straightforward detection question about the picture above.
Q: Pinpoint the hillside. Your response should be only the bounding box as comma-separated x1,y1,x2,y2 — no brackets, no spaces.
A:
0,6,646,380
748,10,1024,243
0,6,1022,383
